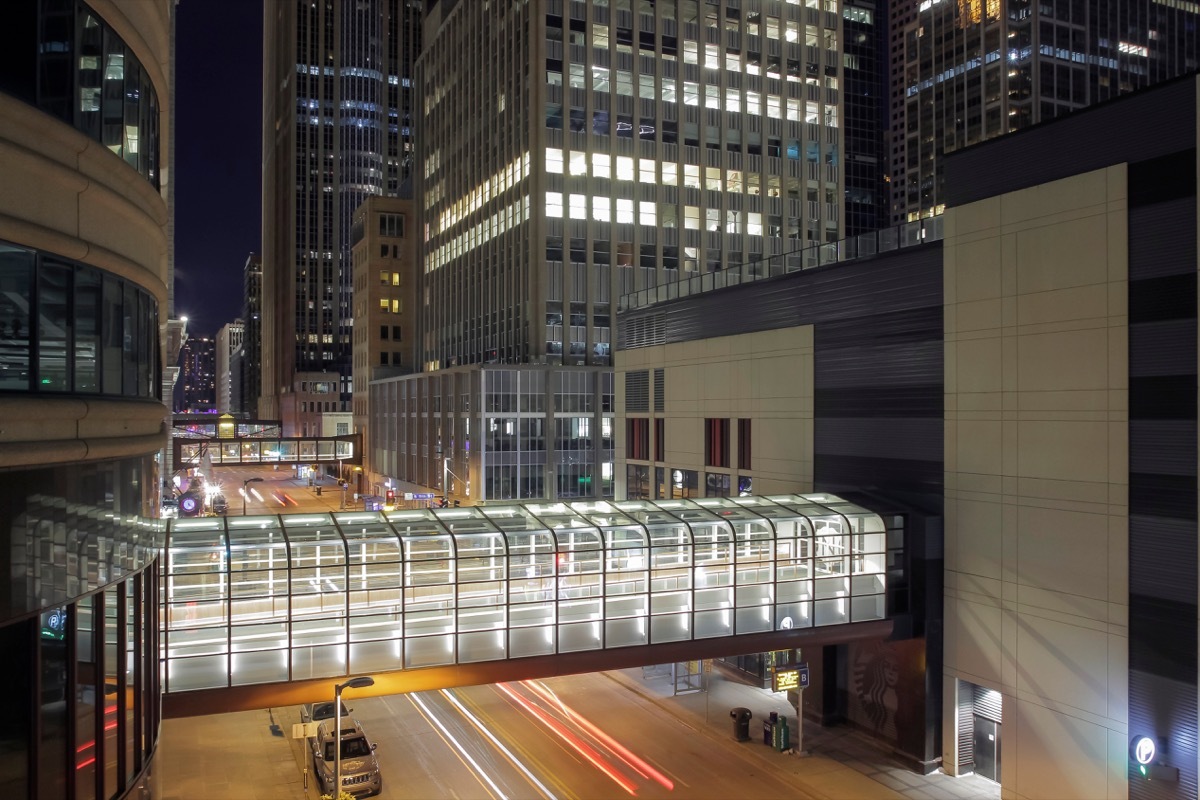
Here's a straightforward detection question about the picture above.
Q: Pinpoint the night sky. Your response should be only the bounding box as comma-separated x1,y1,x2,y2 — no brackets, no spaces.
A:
174,1,264,338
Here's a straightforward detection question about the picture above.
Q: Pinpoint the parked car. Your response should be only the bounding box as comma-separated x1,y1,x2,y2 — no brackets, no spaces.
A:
309,717,382,797
300,699,350,726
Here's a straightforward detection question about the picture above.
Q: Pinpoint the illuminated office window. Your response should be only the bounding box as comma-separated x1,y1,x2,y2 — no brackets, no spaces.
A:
638,201,656,226
615,156,634,182
569,194,587,220
591,197,611,223
616,199,634,224
569,151,588,175
639,159,655,183
591,152,611,178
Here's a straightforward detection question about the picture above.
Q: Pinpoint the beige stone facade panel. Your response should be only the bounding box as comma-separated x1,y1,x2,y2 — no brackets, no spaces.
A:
944,167,1129,798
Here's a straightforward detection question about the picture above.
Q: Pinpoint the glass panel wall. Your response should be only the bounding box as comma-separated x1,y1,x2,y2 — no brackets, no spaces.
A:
163,495,898,692
0,240,160,398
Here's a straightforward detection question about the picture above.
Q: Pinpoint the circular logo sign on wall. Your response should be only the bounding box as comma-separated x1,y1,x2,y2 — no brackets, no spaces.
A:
1132,736,1156,766
180,495,199,515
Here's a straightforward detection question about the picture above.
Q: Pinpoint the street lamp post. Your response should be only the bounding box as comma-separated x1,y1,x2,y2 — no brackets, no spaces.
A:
242,477,264,515
334,676,375,797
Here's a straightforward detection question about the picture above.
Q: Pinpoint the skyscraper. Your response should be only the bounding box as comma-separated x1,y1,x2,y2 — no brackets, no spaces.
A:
888,0,1200,224
417,0,845,370
260,0,421,430
369,0,846,503
842,0,887,237
216,320,245,413
176,336,216,413
239,252,262,415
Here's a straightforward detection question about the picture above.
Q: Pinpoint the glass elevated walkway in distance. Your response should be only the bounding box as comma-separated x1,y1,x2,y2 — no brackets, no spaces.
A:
162,494,895,693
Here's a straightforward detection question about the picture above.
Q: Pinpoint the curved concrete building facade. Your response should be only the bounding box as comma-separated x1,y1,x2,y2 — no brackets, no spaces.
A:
0,2,171,798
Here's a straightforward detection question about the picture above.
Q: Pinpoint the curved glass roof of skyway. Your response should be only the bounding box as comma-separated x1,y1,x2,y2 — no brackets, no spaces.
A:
161,494,891,693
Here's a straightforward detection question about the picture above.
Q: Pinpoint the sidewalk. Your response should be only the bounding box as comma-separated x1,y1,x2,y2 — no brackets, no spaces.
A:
605,666,1000,800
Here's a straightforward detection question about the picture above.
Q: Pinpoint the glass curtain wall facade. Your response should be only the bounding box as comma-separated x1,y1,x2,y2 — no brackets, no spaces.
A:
0,460,162,800
416,0,844,370
260,0,421,425
161,494,891,692
0,1,162,189
889,0,1200,223
369,365,615,503
0,0,172,793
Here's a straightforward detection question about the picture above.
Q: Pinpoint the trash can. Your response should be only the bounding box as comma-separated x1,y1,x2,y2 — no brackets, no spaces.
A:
316,486,322,496
729,708,752,742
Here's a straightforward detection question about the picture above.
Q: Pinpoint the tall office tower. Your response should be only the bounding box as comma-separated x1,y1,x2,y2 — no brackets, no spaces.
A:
240,253,262,415
0,2,170,797
216,320,245,413
888,0,1200,224
176,336,217,413
417,0,844,370
384,0,843,503
841,0,886,237
260,0,422,428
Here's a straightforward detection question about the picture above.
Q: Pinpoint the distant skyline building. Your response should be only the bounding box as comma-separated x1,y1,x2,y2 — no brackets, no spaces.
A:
216,320,244,413
239,252,262,415
259,0,422,429
887,0,1200,224
351,195,416,486
176,336,216,413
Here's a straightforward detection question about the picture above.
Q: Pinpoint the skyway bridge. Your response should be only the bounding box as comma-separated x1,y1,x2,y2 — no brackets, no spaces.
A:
160,494,904,717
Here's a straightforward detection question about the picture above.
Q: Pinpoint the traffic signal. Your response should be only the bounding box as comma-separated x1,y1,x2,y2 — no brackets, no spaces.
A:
385,489,396,503
439,496,449,508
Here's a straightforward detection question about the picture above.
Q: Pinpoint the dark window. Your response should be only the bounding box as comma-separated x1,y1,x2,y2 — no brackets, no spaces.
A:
705,418,730,468
627,418,650,460
654,418,664,462
738,418,751,470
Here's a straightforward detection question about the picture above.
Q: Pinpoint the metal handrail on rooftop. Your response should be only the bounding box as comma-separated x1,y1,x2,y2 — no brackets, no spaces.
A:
617,216,944,313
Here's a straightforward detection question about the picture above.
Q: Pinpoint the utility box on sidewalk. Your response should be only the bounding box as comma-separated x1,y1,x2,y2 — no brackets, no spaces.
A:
730,707,752,742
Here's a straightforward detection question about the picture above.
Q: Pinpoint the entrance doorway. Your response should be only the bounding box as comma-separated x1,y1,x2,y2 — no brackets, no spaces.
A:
973,715,1000,782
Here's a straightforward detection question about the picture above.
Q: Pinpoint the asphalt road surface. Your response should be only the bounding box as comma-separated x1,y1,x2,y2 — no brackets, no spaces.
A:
312,671,818,800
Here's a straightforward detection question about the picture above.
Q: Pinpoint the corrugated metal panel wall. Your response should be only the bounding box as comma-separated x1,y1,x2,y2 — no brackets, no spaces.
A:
1127,147,1198,800
945,76,1196,208
972,684,1002,723
957,680,974,773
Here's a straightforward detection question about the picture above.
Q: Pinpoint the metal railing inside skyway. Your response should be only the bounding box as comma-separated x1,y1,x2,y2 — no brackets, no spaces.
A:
162,494,898,693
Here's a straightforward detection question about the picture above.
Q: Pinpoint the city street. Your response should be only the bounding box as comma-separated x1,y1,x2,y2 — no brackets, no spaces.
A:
346,672,814,800
193,465,439,516
159,667,999,800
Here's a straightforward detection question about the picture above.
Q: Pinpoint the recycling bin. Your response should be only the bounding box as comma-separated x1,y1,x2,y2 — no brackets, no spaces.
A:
773,716,791,752
729,707,752,742
763,711,777,745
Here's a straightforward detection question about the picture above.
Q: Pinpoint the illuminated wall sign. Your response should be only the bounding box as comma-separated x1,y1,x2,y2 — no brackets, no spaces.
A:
1132,736,1156,766
774,669,800,692
773,665,810,692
